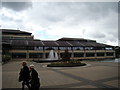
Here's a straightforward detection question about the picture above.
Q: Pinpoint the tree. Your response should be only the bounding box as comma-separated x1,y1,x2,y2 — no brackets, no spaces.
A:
62,49,71,62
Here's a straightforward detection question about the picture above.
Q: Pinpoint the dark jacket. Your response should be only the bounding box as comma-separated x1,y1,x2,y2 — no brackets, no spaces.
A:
30,68,40,88
19,66,30,81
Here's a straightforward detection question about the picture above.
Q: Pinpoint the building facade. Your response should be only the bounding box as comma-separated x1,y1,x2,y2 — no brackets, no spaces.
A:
1,29,115,61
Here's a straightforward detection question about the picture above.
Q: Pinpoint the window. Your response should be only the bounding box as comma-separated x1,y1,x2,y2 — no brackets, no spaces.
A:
59,47,67,50
67,47,71,50
95,47,105,50
12,53,26,58
86,53,95,57
29,53,43,58
73,47,84,50
28,46,34,50
105,47,113,50
106,52,114,56
45,47,58,50
97,53,105,56
34,46,43,50
85,47,94,50
60,53,72,58
12,46,27,50
74,53,84,57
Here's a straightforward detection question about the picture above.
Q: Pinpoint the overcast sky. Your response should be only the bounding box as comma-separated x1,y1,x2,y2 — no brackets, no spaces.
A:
0,1,119,46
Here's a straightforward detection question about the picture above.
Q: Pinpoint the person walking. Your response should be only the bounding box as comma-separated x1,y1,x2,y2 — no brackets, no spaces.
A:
29,64,40,90
19,62,30,90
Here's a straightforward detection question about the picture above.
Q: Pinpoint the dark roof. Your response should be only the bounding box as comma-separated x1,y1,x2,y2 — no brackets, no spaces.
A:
67,41,84,46
11,40,28,46
42,41,59,46
58,37,96,42
56,41,72,46
1,29,32,35
28,40,43,46
8,40,43,46
7,39,113,47
1,29,113,47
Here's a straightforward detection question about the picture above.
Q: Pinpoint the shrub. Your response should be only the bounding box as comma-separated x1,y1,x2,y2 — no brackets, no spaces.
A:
2,55,11,63
47,60,86,67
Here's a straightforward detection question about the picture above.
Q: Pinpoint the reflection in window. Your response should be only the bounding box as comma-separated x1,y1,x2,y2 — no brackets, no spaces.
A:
12,53,26,58
105,47,113,50
45,47,58,50
29,53,43,58
85,47,94,50
106,52,114,56
97,53,105,56
74,53,84,57
86,53,95,57
73,47,84,50
34,46,43,50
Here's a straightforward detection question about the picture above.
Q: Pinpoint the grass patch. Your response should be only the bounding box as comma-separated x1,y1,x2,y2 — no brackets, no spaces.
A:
47,60,86,67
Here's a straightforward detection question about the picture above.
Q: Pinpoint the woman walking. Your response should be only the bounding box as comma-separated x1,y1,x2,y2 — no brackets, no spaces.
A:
29,64,40,90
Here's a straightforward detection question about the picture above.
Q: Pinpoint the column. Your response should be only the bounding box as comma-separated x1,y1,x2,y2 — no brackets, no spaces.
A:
43,47,46,59
84,50,86,59
58,49,60,60
26,46,29,61
71,50,74,60
95,50,97,58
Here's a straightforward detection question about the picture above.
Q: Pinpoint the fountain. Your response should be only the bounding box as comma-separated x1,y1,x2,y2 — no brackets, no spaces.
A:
114,58,120,62
33,50,59,62
47,50,58,60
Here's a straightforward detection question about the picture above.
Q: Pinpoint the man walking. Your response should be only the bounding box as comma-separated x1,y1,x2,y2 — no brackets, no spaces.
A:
19,62,30,90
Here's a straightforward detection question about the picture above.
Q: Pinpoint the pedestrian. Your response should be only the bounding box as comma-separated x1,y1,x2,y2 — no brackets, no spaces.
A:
19,61,30,90
29,64,40,90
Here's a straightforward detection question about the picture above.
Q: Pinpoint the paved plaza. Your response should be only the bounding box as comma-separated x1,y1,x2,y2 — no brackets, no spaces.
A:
2,61,120,89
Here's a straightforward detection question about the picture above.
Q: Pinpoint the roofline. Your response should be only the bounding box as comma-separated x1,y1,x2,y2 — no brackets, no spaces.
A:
1,29,32,34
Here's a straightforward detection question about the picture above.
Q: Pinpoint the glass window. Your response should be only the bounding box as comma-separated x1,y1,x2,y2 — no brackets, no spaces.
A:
97,53,105,56
86,53,95,57
29,53,43,58
45,47,58,50
85,47,94,50
34,46,43,50
73,47,84,50
95,47,105,50
74,53,84,57
60,53,72,58
105,47,113,50
59,47,67,50
28,46,34,50
12,53,26,58
12,46,27,50
106,52,114,56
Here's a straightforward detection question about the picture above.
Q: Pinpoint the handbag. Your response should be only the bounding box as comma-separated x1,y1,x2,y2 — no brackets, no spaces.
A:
19,68,23,82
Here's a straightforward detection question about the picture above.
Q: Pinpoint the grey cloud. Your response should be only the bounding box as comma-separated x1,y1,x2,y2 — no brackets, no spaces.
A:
1,2,118,46
1,14,13,21
91,32,106,39
34,2,118,26
1,13,23,23
2,2,32,11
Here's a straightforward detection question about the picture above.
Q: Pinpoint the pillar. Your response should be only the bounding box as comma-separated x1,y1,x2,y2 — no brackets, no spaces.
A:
43,48,46,59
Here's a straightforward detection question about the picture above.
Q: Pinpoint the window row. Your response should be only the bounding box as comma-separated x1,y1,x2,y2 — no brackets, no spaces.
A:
12,52,114,58
11,46,113,50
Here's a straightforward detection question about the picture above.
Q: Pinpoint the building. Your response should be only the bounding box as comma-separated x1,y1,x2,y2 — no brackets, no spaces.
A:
1,29,115,61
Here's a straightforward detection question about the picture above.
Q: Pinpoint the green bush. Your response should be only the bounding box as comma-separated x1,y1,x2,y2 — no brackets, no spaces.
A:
47,60,86,67
62,49,71,62
2,55,11,63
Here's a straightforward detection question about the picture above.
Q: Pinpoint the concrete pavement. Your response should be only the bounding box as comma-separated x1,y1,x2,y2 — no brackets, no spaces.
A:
2,61,119,89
